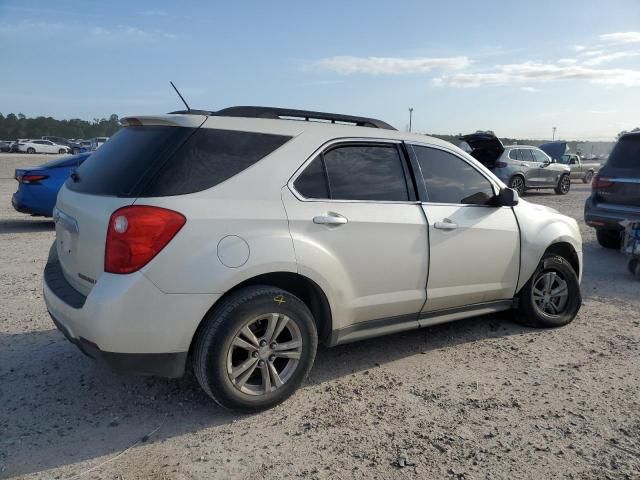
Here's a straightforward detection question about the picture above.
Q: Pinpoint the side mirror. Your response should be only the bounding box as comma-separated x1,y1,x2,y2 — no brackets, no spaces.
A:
543,160,551,167
493,187,519,207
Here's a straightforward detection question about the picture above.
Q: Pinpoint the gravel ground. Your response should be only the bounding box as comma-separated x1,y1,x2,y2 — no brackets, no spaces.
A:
0,153,638,480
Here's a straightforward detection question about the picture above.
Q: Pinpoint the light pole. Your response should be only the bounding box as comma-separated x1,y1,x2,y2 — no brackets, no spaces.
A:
408,108,414,132
552,126,557,141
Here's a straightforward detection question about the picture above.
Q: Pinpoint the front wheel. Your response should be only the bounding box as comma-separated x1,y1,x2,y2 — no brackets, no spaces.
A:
582,170,594,184
555,174,571,195
509,175,525,195
193,286,318,412
516,254,581,328
58,149,66,154
26,147,35,154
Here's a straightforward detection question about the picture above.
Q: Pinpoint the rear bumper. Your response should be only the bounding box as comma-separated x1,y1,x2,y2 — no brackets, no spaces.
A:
584,195,640,230
43,243,219,378
12,191,53,217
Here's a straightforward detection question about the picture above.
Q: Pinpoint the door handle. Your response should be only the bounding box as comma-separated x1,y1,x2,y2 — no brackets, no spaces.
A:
313,213,348,226
434,218,458,230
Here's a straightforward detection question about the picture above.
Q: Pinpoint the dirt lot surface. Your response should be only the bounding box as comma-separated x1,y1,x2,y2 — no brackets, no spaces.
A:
0,153,638,480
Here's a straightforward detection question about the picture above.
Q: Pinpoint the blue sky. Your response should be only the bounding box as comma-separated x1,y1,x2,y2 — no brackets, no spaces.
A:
1,0,639,140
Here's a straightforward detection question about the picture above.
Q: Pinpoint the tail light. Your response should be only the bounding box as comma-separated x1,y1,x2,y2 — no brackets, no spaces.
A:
17,174,48,184
105,206,186,274
592,174,614,190
495,162,508,168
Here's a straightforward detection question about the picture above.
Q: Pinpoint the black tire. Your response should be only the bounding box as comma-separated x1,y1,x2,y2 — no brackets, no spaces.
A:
58,148,66,154
555,174,571,195
628,257,640,278
193,285,318,412
582,170,594,184
72,148,80,155
509,175,525,195
596,228,621,249
26,147,35,154
516,254,581,328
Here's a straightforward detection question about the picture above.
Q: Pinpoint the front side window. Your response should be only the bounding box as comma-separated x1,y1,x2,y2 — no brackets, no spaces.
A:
293,143,410,202
532,149,550,163
412,145,495,205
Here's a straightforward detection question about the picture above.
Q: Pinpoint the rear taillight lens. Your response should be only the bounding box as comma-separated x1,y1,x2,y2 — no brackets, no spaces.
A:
495,162,508,168
19,174,48,184
105,206,186,274
592,174,614,190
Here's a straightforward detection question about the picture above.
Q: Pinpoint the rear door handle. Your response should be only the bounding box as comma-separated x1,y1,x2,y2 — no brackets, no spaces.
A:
313,213,348,226
434,218,458,230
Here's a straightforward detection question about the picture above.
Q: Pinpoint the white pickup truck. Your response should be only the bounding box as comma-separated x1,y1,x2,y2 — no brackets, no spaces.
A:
560,154,601,184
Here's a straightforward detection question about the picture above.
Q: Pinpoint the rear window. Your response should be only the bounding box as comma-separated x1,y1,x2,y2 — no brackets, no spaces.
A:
67,126,291,197
608,136,640,169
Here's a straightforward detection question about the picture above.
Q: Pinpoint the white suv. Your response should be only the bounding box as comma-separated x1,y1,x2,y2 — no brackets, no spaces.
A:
43,107,583,411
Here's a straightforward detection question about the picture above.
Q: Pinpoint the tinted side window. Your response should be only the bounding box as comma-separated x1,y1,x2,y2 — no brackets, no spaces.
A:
608,136,640,168
532,149,549,163
322,145,409,201
294,157,329,199
509,149,521,161
413,146,495,205
519,149,535,162
143,129,291,196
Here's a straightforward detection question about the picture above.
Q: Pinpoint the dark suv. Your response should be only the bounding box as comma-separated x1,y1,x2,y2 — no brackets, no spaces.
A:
585,132,640,248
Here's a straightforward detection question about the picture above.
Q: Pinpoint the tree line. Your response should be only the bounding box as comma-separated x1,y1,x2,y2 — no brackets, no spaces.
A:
0,113,122,141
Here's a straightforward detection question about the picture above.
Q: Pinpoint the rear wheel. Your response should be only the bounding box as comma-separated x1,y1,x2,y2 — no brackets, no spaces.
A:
516,254,581,328
555,174,571,195
509,175,525,195
596,228,621,249
26,147,35,154
193,286,318,412
582,170,594,184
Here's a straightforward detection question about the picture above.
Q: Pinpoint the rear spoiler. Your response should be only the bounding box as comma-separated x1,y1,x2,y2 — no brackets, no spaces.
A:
120,115,207,128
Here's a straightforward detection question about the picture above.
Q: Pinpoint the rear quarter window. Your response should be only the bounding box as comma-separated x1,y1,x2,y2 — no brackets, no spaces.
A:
66,126,291,197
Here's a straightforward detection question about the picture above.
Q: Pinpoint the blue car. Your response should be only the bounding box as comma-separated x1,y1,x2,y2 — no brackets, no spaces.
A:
12,153,90,217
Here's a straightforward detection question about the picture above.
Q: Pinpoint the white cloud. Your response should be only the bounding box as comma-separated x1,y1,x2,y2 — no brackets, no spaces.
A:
314,55,470,75
580,49,606,57
520,86,541,92
573,45,587,52
434,61,640,87
600,32,640,44
583,51,640,66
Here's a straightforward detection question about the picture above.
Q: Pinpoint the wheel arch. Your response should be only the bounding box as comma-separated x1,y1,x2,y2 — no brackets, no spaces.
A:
189,272,333,356
544,242,580,278
509,172,526,189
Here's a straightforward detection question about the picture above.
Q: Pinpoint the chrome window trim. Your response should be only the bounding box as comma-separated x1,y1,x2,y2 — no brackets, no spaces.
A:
405,141,502,206
287,137,420,205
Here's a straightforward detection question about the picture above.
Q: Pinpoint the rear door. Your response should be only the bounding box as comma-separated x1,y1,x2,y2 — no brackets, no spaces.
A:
283,140,428,327
408,144,520,312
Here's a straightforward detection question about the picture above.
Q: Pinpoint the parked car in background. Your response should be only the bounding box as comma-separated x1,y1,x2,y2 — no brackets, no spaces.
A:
460,132,572,195
17,140,70,154
12,153,90,217
11,139,30,152
90,137,109,150
539,141,600,184
79,140,92,152
0,140,12,152
42,136,82,154
44,107,583,412
560,153,600,183
585,131,640,249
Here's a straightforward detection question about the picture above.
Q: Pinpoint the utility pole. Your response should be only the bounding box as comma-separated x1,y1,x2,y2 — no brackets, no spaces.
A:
408,108,414,132
552,126,557,141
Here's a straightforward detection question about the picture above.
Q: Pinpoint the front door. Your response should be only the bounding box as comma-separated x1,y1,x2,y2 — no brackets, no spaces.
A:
408,144,520,312
532,149,560,186
283,141,428,328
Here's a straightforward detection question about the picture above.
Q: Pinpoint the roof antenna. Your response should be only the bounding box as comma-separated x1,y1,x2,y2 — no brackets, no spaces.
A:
170,81,191,112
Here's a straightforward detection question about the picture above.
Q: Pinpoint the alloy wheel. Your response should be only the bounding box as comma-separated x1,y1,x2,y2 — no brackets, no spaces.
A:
532,271,569,316
226,313,303,396
510,176,525,195
560,175,571,193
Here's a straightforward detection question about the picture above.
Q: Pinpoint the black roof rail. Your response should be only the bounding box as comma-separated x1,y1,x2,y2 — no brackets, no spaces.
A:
169,106,396,130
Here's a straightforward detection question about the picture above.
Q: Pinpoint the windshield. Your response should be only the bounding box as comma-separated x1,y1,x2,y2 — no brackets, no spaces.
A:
558,154,571,164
